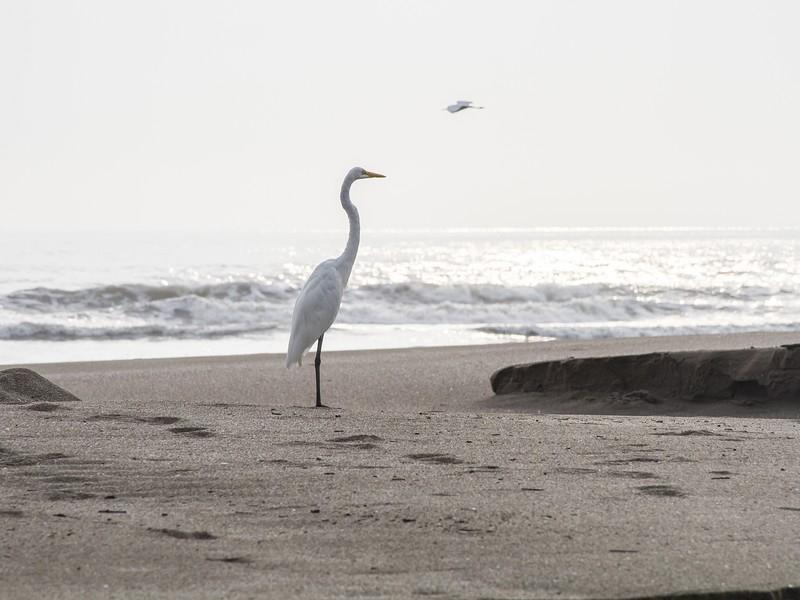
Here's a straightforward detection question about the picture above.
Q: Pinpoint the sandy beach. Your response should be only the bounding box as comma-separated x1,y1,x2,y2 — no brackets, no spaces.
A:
3,332,800,599
5,1,800,598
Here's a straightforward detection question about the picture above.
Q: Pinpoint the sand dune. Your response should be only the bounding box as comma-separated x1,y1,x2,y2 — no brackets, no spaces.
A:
489,344,800,418
0,367,82,405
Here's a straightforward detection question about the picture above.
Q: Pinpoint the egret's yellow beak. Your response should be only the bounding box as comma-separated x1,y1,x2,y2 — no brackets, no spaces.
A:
363,170,385,178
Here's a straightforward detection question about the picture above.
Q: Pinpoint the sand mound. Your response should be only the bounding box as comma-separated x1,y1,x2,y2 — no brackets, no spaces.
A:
0,368,82,405
490,345,800,416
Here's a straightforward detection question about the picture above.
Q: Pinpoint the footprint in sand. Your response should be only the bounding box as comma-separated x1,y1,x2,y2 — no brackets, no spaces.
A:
47,490,96,501
0,446,70,467
169,426,214,438
327,435,383,450
607,471,658,480
405,453,464,465
596,457,662,465
206,556,251,564
148,527,216,540
87,414,181,425
652,429,722,437
637,484,686,498
328,434,383,443
554,467,597,475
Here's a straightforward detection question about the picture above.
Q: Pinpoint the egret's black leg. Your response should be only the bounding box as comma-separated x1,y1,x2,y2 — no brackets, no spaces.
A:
314,334,326,408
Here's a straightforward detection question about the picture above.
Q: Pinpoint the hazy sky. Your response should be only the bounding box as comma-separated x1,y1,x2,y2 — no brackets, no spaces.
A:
2,1,799,230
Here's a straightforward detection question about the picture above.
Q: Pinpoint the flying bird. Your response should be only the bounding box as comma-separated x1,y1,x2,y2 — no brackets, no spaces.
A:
445,100,484,113
286,166,385,407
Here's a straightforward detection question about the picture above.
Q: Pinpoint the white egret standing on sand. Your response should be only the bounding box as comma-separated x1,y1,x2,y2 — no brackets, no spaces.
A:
286,167,385,407
445,100,483,113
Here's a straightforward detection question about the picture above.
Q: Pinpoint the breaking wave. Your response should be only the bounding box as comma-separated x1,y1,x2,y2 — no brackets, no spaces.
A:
4,281,294,311
1,279,798,342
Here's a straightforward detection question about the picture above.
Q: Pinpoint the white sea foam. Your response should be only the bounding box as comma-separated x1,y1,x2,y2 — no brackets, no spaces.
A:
0,228,798,361
1,278,798,342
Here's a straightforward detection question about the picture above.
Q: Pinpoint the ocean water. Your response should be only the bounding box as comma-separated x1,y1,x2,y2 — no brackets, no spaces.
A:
1,228,798,364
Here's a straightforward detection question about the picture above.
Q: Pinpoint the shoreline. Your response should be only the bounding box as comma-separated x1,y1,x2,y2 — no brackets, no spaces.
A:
4,330,800,415
7,329,800,367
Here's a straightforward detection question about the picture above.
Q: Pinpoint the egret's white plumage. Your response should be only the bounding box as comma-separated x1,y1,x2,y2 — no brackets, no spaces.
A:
446,100,483,113
286,259,344,367
285,167,384,405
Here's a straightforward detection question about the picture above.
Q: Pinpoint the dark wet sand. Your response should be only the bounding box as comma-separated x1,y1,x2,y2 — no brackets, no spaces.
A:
2,332,800,599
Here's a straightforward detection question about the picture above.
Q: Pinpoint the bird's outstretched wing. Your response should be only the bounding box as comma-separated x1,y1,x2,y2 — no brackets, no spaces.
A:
286,261,344,367
446,100,483,113
446,100,469,113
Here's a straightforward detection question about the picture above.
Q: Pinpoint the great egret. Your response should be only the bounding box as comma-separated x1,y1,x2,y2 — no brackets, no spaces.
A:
285,166,385,407
446,100,484,113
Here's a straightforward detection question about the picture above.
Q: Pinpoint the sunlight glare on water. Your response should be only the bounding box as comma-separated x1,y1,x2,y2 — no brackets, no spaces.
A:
0,227,798,363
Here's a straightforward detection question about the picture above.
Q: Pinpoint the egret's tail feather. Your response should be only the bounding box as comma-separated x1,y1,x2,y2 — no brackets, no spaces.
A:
285,353,303,368
286,336,309,368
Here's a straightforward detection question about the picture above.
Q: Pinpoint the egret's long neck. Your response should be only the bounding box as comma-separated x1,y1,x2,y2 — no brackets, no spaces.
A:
336,176,360,284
